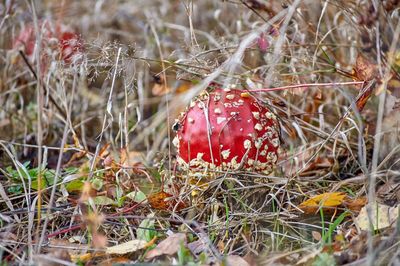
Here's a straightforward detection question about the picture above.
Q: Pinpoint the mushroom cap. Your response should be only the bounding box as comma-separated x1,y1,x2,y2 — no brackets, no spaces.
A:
13,21,82,63
174,87,280,173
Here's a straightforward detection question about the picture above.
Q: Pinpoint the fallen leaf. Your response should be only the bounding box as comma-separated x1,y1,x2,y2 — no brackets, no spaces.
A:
34,249,71,266
125,190,147,203
354,202,399,231
387,77,400,97
105,239,148,255
93,196,115,206
145,233,187,260
148,191,185,211
70,253,93,263
299,157,333,177
353,54,377,81
343,197,367,212
187,241,205,256
189,177,210,197
92,232,108,249
355,80,376,111
137,218,156,242
152,75,171,96
219,255,250,266
98,257,131,266
299,192,347,214
312,231,322,241
175,81,192,93
119,148,144,167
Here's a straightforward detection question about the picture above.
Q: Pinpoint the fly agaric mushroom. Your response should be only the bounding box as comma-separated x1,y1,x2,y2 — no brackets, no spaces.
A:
173,86,280,174
13,21,83,66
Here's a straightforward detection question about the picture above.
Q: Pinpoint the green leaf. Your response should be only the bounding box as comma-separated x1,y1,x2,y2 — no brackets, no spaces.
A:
91,178,103,191
93,196,116,206
65,179,85,192
7,185,23,195
125,190,147,203
312,253,336,266
322,211,348,244
137,218,155,242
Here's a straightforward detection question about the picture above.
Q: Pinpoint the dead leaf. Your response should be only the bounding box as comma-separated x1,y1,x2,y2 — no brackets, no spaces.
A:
148,191,185,211
387,77,400,97
145,233,186,260
377,181,400,206
35,249,71,266
354,202,399,231
98,257,131,266
312,231,322,241
353,54,377,81
119,148,144,167
220,255,250,266
175,81,192,93
70,253,94,263
189,177,210,197
106,239,148,255
355,79,376,111
152,75,171,96
92,232,108,249
343,197,367,212
217,239,225,253
79,182,96,202
99,143,111,159
187,233,209,256
299,192,347,214
299,157,333,177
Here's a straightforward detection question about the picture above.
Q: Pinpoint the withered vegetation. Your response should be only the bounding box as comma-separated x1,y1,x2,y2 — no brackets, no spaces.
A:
1,0,400,265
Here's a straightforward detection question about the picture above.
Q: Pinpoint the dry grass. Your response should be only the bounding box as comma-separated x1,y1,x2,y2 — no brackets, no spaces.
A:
1,0,400,265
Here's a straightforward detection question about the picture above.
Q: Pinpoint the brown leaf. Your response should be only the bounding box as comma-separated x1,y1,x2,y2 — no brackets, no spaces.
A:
299,157,333,177
119,148,144,167
148,191,186,211
35,249,71,266
175,81,192,93
145,233,186,260
355,79,376,111
353,54,377,81
152,75,171,96
221,255,250,266
343,197,367,212
98,257,131,266
99,143,111,158
64,150,87,167
92,232,108,249
312,231,322,241
79,182,97,202
243,0,276,17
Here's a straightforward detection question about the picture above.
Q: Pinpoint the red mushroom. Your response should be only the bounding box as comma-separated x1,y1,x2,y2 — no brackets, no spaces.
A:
13,21,83,67
173,86,280,174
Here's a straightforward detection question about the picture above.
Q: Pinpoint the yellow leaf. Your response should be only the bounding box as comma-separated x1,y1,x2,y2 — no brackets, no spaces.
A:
70,253,93,263
105,239,148,255
299,192,347,214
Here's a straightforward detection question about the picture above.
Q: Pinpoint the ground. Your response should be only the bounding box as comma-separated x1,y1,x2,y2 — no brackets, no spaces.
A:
1,0,400,265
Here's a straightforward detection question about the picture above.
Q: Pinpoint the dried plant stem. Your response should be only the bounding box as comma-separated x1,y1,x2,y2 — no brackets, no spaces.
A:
249,81,365,93
37,125,69,252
